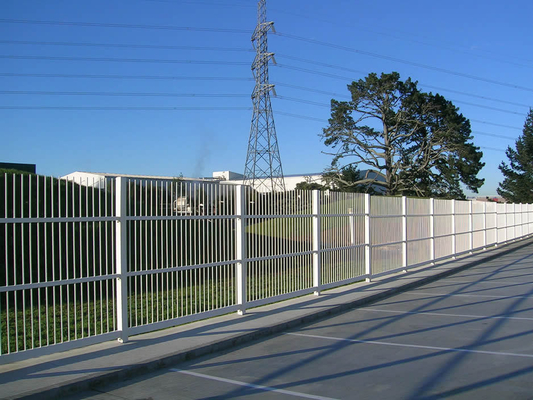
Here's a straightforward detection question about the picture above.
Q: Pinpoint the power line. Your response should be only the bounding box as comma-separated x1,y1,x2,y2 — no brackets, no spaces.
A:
0,72,253,81
275,93,525,117
470,119,522,130
472,131,516,140
479,146,506,153
276,96,330,108
0,39,253,52
269,7,533,71
3,68,524,116
451,100,527,116
138,0,253,7
0,55,249,65
1,79,523,120
421,84,531,109
0,106,252,111
277,53,367,75
274,32,533,93
2,38,527,112
0,90,249,98
274,82,345,98
276,63,351,81
275,57,529,112
0,18,251,33
274,110,325,122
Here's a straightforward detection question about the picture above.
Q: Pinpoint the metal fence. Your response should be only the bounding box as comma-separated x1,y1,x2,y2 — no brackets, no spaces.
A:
1,174,532,361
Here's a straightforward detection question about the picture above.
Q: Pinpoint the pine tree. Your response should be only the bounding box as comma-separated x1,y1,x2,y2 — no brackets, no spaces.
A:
498,109,533,203
322,72,484,198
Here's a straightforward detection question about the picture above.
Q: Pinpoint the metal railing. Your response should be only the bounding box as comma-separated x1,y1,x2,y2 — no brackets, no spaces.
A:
1,174,532,361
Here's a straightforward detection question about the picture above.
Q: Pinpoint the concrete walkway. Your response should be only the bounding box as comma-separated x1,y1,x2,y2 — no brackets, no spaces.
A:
1,238,532,400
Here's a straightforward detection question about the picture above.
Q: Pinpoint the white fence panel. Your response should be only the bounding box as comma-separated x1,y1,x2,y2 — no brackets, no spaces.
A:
371,196,403,274
2,172,532,361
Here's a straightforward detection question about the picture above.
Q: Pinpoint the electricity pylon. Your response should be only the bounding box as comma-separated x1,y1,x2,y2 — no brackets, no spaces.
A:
243,0,286,192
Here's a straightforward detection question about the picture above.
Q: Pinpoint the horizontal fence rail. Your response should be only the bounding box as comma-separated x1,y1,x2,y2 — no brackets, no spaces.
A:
1,173,532,361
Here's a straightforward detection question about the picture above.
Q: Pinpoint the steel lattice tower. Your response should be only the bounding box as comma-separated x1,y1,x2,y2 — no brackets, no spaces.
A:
243,0,285,192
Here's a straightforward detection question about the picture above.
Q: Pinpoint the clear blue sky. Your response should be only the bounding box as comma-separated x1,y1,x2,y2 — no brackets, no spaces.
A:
1,0,532,196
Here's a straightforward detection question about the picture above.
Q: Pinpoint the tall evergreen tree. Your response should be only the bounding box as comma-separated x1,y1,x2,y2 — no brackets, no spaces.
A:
322,72,484,198
498,109,533,203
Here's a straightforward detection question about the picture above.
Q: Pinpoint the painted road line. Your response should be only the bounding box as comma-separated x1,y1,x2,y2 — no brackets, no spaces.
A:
436,279,532,286
287,333,533,359
405,292,532,300
170,369,340,400
362,308,533,321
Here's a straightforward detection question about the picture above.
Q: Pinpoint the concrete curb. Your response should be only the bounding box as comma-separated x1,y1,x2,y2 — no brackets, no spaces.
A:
13,238,533,400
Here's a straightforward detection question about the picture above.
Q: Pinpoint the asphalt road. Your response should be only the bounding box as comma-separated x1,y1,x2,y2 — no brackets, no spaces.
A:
68,246,533,400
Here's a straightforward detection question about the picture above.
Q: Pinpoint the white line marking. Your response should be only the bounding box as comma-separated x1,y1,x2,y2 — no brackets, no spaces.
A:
170,368,339,400
439,279,532,286
362,308,533,321
405,292,532,300
287,333,533,359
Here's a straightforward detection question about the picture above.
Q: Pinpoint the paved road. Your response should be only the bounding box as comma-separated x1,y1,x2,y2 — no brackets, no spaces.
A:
68,246,533,400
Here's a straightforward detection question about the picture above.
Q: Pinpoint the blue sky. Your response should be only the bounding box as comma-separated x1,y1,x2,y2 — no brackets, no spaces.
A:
1,0,532,196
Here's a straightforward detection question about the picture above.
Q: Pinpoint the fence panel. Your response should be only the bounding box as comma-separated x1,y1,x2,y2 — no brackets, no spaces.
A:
371,196,403,274
454,200,471,254
2,172,533,361
434,199,453,259
1,173,118,357
320,191,366,285
486,202,497,245
406,198,432,266
125,179,238,334
472,201,485,249
245,188,313,303
497,203,507,243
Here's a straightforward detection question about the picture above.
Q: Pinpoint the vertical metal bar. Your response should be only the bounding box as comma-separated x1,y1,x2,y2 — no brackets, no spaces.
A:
469,200,473,254
430,198,435,264
312,190,321,295
483,201,487,250
451,199,456,259
364,194,371,282
495,202,499,247
21,175,27,350
235,186,247,315
115,177,128,343
402,196,407,271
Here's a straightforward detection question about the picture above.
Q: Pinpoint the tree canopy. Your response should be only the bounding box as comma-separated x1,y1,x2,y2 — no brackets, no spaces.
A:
497,109,533,203
295,166,379,194
322,72,485,198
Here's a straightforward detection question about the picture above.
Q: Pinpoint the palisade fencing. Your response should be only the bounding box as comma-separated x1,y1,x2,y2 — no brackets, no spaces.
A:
1,174,532,362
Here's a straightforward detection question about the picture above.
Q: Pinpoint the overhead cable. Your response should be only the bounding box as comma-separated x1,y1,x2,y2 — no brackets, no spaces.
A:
0,54,249,65
0,39,253,52
0,18,251,33
274,32,533,93
0,72,253,81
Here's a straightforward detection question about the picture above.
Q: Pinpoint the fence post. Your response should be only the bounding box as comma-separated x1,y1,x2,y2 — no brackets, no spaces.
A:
365,194,372,282
430,198,435,264
504,204,508,243
312,190,321,295
235,185,247,315
115,177,129,343
402,196,408,272
495,203,499,247
469,200,473,254
483,201,487,251
451,199,456,259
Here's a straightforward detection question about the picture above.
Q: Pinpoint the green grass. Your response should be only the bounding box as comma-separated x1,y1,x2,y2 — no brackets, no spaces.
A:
1,261,330,354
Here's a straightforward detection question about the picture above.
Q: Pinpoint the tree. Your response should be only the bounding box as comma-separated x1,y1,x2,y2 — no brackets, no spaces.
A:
322,165,379,194
295,181,326,191
322,72,485,198
295,166,377,193
497,109,533,203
